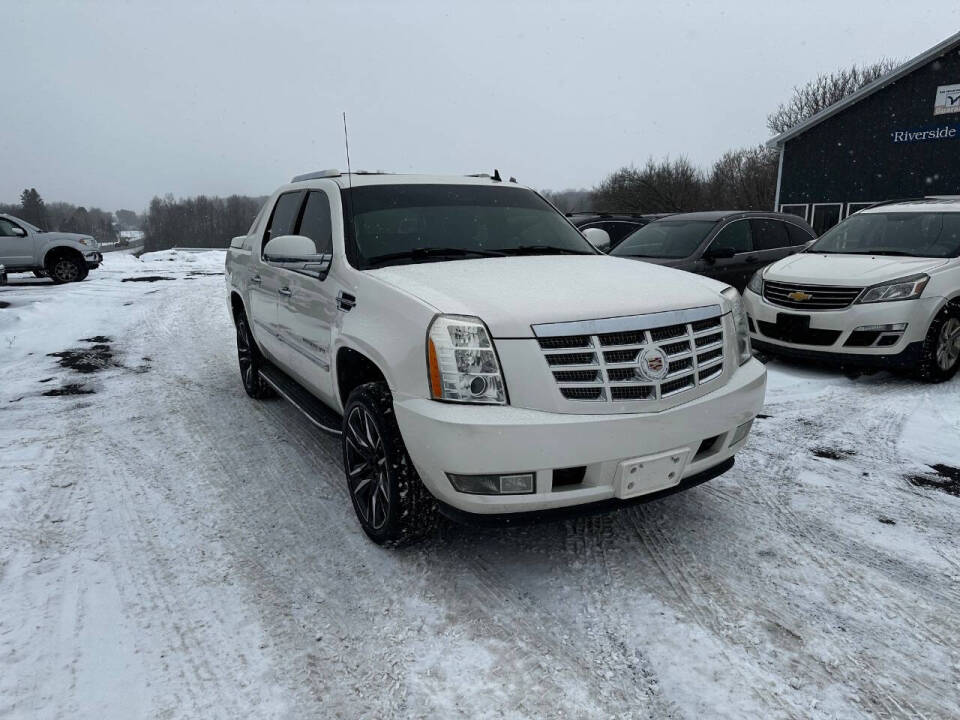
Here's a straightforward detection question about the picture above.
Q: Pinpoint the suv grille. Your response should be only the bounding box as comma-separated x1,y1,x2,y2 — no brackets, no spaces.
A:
763,281,863,310
537,313,725,403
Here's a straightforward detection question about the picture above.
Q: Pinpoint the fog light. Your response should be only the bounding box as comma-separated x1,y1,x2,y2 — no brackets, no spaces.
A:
447,472,535,495
854,323,906,332
731,419,754,446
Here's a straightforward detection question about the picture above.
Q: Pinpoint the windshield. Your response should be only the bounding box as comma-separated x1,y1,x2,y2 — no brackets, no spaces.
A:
810,212,960,258
342,184,596,269
610,220,716,259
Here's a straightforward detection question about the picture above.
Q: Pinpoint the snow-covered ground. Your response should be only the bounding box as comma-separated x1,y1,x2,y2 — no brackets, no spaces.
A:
1,251,959,719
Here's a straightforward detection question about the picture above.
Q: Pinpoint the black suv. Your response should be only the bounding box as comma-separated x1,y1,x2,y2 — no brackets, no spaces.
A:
609,211,816,291
566,212,671,251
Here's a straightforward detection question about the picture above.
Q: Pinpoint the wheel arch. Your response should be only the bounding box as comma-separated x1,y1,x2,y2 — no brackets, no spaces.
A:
335,343,390,410
42,244,85,270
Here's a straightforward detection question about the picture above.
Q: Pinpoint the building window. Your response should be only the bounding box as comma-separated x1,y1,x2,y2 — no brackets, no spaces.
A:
846,202,876,218
779,204,808,222
811,203,843,235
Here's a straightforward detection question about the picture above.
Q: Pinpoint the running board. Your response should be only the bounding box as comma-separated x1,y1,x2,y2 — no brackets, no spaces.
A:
259,364,343,436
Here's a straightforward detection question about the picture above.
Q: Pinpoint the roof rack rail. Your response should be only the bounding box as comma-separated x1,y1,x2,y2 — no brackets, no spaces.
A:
291,169,341,182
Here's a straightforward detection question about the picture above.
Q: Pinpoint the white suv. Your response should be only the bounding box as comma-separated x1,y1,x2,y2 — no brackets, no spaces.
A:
226,172,766,545
744,198,960,381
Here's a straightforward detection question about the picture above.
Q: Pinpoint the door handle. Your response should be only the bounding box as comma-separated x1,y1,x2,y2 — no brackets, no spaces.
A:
250,274,262,284
278,286,292,297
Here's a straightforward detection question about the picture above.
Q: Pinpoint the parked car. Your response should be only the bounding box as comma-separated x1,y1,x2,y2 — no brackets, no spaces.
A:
743,198,960,381
609,211,816,291
566,212,670,252
0,213,102,283
226,171,766,545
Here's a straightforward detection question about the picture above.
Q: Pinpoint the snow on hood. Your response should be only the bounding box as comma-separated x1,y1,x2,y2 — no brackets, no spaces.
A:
366,255,729,337
764,253,948,286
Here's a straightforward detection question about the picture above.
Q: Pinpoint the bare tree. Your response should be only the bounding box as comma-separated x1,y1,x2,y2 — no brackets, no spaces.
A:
707,145,779,210
767,59,901,136
591,157,706,213
540,189,592,213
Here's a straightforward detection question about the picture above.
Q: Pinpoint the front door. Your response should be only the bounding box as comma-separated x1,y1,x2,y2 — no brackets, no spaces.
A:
251,190,305,364
700,219,757,290
0,218,35,268
276,189,337,404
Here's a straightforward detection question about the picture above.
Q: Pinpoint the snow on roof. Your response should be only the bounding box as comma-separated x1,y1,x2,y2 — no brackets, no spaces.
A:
767,30,960,148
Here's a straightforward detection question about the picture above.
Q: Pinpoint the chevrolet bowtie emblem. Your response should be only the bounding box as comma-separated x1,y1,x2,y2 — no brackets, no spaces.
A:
787,291,813,301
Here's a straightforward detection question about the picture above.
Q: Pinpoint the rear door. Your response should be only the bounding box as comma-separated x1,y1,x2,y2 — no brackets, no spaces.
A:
0,217,36,268
700,219,756,290
277,188,338,403
251,190,305,364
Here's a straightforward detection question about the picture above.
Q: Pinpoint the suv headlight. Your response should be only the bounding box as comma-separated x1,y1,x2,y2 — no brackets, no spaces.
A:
856,274,929,304
721,287,752,365
427,315,507,404
746,268,763,295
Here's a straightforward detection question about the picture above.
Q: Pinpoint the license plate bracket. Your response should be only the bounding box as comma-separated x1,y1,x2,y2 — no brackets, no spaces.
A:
776,312,811,340
614,448,691,499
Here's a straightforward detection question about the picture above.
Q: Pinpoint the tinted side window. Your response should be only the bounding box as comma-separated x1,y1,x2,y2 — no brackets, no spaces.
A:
711,220,752,253
750,218,791,250
264,191,305,248
296,191,333,254
785,222,815,245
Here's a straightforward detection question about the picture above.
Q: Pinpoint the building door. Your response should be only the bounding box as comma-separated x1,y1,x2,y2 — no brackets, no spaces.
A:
811,204,843,235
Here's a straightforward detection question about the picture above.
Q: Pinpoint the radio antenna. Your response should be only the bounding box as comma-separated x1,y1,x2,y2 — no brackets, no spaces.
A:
342,112,353,187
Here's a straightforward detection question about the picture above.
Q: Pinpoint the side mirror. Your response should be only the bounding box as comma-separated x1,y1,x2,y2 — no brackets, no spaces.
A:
263,234,331,280
704,245,736,261
229,235,246,249
11,226,27,237
582,227,612,252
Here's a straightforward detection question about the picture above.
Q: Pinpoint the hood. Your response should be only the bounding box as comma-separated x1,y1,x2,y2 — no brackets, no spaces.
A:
367,255,729,337
765,253,948,286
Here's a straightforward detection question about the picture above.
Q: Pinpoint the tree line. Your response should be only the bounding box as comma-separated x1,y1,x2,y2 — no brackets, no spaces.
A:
0,188,132,244
545,59,898,215
141,194,266,252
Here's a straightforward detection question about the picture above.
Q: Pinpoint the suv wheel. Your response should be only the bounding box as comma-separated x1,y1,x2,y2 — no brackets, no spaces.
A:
235,309,274,398
342,382,437,546
48,255,84,283
917,305,960,382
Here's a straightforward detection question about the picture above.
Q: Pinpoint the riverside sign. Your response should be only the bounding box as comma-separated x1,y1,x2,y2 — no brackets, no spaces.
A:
890,124,959,143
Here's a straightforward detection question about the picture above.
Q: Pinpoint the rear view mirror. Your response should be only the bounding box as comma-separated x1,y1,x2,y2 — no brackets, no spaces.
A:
11,226,27,237
263,234,331,279
582,227,612,252
705,245,736,261
229,235,245,249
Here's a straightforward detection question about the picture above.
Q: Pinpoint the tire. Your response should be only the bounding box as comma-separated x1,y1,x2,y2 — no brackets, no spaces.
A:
47,254,84,284
234,309,275,399
33,269,48,278
77,265,90,281
917,304,960,382
341,382,437,546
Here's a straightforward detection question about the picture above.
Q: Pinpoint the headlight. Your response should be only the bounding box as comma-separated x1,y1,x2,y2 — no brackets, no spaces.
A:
721,287,752,365
426,315,507,404
857,274,929,303
746,269,763,295
76,238,88,246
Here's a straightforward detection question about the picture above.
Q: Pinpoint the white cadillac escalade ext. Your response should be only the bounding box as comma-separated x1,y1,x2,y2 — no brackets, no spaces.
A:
225,171,766,545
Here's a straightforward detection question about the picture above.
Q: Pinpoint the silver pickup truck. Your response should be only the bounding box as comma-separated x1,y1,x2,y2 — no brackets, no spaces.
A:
0,213,102,283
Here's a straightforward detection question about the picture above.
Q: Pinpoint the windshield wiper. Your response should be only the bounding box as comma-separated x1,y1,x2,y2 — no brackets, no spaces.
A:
495,245,593,256
364,247,505,268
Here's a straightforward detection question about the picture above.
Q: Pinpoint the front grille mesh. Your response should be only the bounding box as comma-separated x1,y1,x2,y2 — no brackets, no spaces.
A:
763,281,863,310
539,314,725,403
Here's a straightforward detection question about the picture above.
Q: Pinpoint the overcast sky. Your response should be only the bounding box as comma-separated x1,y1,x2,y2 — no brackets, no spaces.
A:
3,1,959,211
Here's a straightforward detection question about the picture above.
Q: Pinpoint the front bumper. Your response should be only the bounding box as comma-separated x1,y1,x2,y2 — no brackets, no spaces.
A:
85,251,102,268
743,288,941,359
394,358,766,515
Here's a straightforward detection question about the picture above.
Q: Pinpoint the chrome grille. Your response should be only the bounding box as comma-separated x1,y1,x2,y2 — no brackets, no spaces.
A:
763,281,863,310
536,309,725,403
